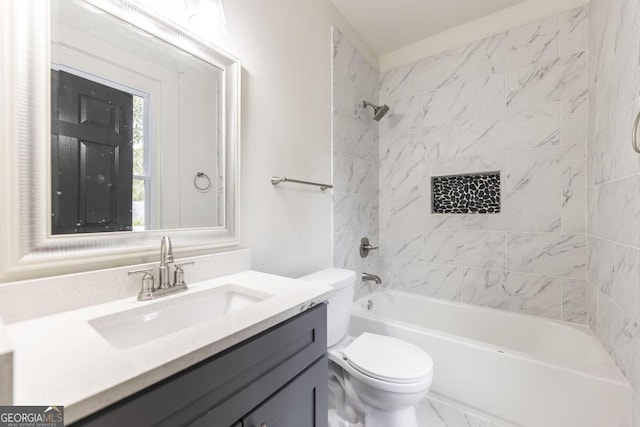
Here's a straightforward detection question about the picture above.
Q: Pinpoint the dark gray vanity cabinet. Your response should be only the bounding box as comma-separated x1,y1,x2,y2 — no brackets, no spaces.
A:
71,304,327,427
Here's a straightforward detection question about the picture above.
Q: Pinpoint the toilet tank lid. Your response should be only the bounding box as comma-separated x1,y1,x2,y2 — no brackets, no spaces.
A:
298,268,356,290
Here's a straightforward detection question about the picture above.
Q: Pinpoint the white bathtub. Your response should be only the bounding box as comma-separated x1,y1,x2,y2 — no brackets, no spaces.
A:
349,291,631,427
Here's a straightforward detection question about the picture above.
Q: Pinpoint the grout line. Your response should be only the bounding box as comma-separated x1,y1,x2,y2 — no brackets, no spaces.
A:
585,232,640,251
588,171,640,188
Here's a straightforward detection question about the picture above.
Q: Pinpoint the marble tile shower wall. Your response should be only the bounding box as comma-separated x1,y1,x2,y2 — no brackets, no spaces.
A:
332,28,380,297
587,0,640,422
378,7,589,323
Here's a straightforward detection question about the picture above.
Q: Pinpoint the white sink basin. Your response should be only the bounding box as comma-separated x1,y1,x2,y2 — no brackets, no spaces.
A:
89,285,272,349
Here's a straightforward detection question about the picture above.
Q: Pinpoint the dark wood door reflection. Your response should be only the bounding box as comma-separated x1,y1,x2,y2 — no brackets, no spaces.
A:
51,70,133,234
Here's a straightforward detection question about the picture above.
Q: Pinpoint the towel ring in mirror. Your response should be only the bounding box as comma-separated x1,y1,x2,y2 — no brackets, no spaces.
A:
194,172,212,192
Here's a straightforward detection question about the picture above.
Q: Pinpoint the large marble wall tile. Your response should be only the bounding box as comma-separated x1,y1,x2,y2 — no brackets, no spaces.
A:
333,231,359,269
387,260,461,301
332,150,355,193
382,94,428,132
595,26,640,131
589,0,615,102
333,70,373,127
380,227,425,262
612,244,640,320
379,49,460,100
597,293,640,382
508,232,587,278
506,144,585,191
450,72,506,122
588,236,616,292
589,106,640,186
332,27,355,75
461,190,560,232
425,212,462,231
617,0,640,52
586,186,597,235
562,278,587,323
461,17,559,76
457,102,560,156
561,97,588,144
353,155,379,196
389,194,429,228
424,230,507,270
559,6,589,56
425,152,505,177
596,175,640,247
506,51,588,110
379,131,426,195
421,123,463,161
356,194,379,232
379,195,391,229
333,112,375,159
561,188,586,233
587,282,598,331
383,72,461,131
333,28,377,99
462,268,562,319
333,192,358,233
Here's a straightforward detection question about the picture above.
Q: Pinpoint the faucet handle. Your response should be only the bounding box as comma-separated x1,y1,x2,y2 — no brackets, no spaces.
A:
128,267,155,301
173,261,194,288
360,237,379,258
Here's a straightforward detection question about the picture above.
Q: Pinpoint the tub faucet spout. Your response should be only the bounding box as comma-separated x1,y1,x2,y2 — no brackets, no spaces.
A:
362,272,382,285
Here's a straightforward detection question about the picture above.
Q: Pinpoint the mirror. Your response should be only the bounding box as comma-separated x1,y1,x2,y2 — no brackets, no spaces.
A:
51,0,223,233
0,0,239,281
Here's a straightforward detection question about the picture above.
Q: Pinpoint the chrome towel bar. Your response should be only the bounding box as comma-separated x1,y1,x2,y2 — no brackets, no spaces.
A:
271,176,333,191
633,111,640,154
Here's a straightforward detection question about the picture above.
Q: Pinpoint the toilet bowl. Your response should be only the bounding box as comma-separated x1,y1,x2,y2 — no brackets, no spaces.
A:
299,269,433,427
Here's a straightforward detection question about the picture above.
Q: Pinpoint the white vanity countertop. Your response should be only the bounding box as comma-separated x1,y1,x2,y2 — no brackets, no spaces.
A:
5,270,332,424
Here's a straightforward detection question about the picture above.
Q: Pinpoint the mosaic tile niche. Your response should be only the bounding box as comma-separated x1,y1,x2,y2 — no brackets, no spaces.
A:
432,172,501,214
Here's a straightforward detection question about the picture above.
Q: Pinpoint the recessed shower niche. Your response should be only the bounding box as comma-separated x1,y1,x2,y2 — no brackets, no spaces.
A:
431,172,501,214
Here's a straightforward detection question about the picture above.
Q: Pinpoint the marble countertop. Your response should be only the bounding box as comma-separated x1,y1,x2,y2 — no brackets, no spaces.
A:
5,270,332,424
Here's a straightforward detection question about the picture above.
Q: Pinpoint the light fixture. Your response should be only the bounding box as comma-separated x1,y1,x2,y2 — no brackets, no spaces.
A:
134,0,227,40
189,0,227,39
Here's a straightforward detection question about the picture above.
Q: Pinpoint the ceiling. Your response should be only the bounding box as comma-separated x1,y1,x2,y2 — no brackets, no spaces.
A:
331,0,527,56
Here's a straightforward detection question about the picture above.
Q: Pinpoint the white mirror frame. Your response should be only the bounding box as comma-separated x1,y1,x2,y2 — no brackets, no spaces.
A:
0,0,240,282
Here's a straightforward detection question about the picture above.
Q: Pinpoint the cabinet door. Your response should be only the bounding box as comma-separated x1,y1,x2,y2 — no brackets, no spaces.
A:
241,356,328,427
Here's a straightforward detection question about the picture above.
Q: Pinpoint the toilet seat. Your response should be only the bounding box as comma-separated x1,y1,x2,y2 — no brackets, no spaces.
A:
343,333,433,384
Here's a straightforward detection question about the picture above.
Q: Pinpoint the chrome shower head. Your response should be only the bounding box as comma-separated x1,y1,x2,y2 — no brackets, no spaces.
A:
363,101,390,121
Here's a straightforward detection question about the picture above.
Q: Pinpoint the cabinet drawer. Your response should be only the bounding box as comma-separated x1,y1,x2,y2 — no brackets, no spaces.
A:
72,304,327,427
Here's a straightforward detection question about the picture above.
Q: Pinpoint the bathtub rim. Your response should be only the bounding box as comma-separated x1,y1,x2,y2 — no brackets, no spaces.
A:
351,290,627,385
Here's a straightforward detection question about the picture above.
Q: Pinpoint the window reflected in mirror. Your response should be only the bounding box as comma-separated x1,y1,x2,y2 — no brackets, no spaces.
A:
50,0,224,235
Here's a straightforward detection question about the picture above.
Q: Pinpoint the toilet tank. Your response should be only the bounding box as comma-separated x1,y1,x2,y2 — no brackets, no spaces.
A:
299,268,356,347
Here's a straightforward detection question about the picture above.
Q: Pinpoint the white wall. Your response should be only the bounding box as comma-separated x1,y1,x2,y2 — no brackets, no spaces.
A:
215,0,355,277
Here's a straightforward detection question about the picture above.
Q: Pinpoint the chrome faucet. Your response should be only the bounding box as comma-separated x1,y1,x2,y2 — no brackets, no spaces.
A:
158,235,175,289
362,272,382,285
128,236,194,301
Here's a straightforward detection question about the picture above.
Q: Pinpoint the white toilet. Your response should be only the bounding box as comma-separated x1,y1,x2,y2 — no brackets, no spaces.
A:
300,268,433,427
